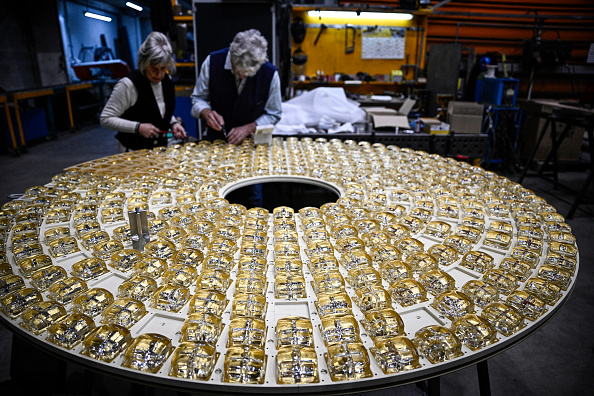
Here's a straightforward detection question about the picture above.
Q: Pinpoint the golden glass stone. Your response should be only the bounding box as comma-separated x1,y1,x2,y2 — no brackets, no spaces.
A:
275,272,306,299
162,264,197,288
75,221,101,238
325,342,372,381
499,258,533,281
369,244,404,265
180,312,224,344
122,333,173,373
361,308,405,342
548,241,578,259
538,264,572,290
223,346,266,384
19,301,67,335
71,288,114,318
319,315,361,347
171,248,204,268
0,287,43,318
399,215,424,233
484,230,512,250
276,346,318,384
13,242,43,263
196,269,230,293
69,257,107,281
370,336,421,374
17,254,52,278
92,240,124,261
524,277,562,305
452,313,498,350
315,292,352,318
483,269,518,295
413,325,463,364
424,221,452,238
169,342,219,380
149,284,190,313
28,265,66,291
227,317,267,348
340,249,373,271
231,293,266,320
203,253,234,273
347,266,381,289
406,253,439,275
0,274,25,297
420,269,456,296
461,280,499,308
460,251,494,274
237,256,267,275
47,277,88,304
46,312,95,349
506,290,547,321
189,290,227,317
81,230,110,250
379,260,411,284
151,191,172,205
209,237,237,256
481,302,525,336
240,241,267,259
390,278,428,307
144,239,176,261
117,275,158,302
308,253,339,274
132,256,168,279
44,227,70,244
432,290,474,320
276,316,314,349
81,324,131,362
312,270,344,295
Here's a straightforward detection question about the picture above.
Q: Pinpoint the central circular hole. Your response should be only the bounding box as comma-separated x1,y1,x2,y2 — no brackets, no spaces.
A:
224,181,340,211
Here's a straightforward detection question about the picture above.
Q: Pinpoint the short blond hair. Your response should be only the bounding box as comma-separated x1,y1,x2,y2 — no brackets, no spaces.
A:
137,31,176,75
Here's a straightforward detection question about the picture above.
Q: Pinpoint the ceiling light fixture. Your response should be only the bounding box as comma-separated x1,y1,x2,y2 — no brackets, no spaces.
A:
307,10,413,21
125,2,143,12
84,12,112,22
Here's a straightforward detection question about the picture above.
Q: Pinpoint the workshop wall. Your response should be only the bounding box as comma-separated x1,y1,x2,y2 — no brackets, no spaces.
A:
291,9,428,80
347,0,594,98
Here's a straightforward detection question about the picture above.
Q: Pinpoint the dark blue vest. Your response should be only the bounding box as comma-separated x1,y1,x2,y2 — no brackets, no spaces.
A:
115,69,175,150
209,48,276,133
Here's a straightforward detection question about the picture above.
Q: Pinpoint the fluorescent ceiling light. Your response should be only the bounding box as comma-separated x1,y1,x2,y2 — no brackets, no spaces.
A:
126,2,143,12
84,12,112,22
307,10,413,21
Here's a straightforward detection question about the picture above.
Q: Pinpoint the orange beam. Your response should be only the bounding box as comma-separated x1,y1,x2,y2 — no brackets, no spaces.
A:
0,95,17,149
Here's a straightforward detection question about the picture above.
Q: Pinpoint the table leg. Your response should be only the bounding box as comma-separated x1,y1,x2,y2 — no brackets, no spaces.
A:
477,360,492,396
518,115,551,184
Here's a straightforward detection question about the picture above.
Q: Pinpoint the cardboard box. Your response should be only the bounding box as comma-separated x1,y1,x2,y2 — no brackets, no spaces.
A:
364,107,411,130
447,101,484,134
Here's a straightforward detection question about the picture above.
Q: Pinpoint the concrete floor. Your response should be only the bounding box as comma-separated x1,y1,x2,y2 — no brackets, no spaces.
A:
0,125,593,396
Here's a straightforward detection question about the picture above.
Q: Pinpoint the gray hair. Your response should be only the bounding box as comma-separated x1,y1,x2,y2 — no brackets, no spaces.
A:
229,29,268,77
137,31,176,75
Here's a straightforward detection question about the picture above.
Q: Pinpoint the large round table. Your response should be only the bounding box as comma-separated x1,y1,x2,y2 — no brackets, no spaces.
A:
0,137,578,394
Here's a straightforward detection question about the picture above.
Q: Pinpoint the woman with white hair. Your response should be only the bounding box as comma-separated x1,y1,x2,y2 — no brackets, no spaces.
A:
191,29,282,144
101,31,186,151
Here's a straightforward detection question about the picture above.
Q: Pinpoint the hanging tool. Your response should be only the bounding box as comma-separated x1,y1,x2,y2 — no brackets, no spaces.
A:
345,24,356,54
314,24,327,46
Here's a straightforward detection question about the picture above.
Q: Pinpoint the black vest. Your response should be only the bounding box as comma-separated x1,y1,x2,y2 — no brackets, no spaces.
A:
115,70,175,150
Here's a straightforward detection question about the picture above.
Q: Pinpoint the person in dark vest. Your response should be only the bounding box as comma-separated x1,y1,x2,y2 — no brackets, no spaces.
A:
190,29,282,144
190,29,282,208
101,31,186,152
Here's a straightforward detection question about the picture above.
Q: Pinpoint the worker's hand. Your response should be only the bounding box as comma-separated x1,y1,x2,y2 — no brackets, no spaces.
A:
228,122,256,145
171,122,186,139
201,109,225,131
138,123,160,139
